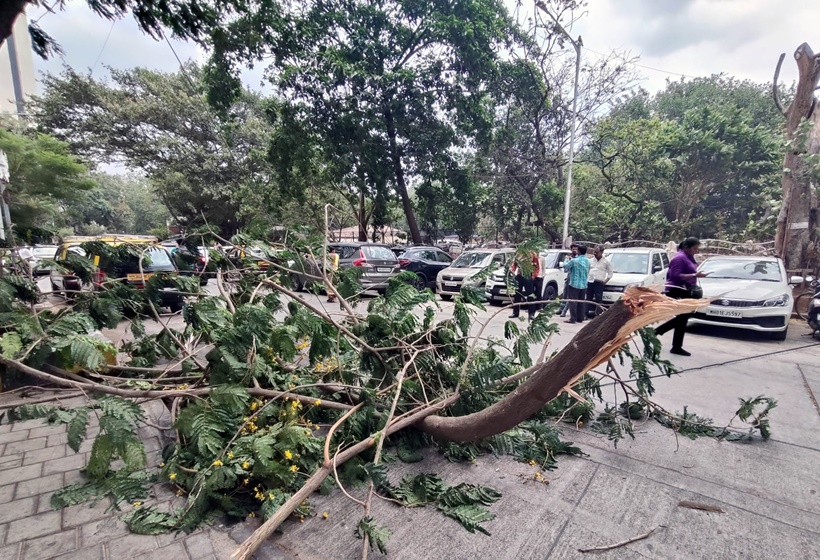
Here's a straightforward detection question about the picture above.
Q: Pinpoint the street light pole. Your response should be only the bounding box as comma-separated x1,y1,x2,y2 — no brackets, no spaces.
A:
534,1,582,245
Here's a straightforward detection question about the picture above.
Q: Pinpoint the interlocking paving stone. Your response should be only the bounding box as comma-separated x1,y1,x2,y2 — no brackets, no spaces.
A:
22,444,67,466
0,497,35,524
19,529,77,560
3,438,46,456
14,473,64,499
0,463,41,485
42,453,86,475
106,533,161,558
6,511,62,544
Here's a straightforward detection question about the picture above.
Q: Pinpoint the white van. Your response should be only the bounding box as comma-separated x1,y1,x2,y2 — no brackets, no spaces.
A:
601,247,670,304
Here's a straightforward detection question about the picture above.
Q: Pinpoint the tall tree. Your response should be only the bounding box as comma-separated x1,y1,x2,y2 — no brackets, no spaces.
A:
34,66,277,234
0,126,94,235
772,43,820,272
205,0,528,244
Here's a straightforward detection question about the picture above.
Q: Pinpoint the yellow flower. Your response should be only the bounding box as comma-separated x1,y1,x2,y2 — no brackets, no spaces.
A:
248,512,256,518
305,430,311,436
291,400,298,409
243,478,249,485
212,460,223,467
133,501,142,508
250,401,259,411
242,461,250,469
314,399,321,406
284,450,293,460
159,462,165,467
227,452,234,459
290,465,298,473
528,460,536,466
322,512,329,519
268,492,275,500
175,489,183,496
169,473,177,481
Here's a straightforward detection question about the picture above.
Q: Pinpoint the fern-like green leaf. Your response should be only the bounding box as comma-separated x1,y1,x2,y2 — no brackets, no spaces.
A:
439,483,502,508
67,408,89,453
51,481,97,509
437,504,495,535
356,517,390,554
86,434,115,481
124,507,177,535
0,332,23,358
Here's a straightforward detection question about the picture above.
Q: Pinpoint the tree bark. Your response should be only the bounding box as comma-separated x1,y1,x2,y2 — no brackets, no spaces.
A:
0,0,26,52
384,108,422,244
419,288,707,441
774,43,820,272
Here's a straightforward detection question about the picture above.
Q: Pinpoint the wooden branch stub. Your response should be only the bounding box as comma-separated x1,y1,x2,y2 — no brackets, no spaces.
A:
773,52,787,116
678,500,725,514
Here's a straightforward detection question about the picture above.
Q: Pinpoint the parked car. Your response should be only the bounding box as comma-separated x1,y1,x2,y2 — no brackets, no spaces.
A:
436,248,514,301
601,247,669,304
289,242,400,293
485,249,573,305
51,236,185,311
30,245,59,276
689,256,792,340
396,246,453,289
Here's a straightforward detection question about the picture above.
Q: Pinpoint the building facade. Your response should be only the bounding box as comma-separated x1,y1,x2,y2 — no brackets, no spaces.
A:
0,11,37,119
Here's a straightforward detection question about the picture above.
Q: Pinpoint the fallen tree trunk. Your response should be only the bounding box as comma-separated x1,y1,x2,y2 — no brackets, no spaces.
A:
419,288,706,441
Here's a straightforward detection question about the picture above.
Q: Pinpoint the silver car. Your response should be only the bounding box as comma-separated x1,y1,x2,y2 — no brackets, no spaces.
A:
436,248,514,300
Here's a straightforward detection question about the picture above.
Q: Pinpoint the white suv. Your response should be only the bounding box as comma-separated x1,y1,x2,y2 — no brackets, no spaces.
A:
601,247,670,304
484,249,573,305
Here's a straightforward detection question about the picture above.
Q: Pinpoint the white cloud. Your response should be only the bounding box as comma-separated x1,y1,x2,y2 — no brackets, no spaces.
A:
25,0,820,97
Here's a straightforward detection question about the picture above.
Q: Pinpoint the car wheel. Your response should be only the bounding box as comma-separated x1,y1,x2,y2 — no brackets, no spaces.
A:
411,273,427,290
168,302,184,313
544,283,558,300
770,327,788,341
290,274,304,292
439,294,452,301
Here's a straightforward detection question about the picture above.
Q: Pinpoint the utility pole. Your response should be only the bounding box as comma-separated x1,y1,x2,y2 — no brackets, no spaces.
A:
534,1,582,245
0,150,8,243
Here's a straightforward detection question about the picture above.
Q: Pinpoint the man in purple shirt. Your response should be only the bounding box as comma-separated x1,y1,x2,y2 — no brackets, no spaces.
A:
654,237,709,356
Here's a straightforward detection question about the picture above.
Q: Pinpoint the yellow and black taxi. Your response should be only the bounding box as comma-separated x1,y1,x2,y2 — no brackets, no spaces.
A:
50,235,185,311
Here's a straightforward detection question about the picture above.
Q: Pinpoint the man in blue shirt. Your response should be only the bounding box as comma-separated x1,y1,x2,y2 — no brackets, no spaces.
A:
563,245,590,324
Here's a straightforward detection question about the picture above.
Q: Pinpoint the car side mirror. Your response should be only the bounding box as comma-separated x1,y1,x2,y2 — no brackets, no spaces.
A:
652,265,663,273
558,261,564,269
789,275,806,285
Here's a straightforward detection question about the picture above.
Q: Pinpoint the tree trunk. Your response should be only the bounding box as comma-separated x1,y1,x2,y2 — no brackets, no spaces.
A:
420,288,707,441
0,0,26,52
358,188,368,242
384,108,422,244
774,43,820,272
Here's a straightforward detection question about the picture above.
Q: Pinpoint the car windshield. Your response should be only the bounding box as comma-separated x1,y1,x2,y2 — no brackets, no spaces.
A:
607,253,649,275
700,259,783,282
118,248,175,273
451,252,492,268
32,247,56,258
541,252,562,268
362,246,396,261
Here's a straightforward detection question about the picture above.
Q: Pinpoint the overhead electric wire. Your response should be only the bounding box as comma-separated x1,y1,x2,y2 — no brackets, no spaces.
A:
89,20,116,77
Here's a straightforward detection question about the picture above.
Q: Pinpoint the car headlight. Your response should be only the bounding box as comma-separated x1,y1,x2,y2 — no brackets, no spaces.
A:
625,281,645,288
762,294,789,307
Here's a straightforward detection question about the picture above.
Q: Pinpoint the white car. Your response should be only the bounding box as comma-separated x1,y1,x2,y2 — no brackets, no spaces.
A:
601,247,670,304
689,256,792,340
436,248,514,300
484,249,573,304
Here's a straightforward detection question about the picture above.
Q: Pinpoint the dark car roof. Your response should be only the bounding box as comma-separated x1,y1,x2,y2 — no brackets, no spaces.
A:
331,242,390,247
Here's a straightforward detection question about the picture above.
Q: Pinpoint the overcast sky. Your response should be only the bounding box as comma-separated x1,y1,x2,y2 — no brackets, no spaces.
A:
23,0,820,95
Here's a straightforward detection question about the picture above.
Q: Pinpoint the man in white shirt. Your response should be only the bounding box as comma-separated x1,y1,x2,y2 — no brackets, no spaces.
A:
586,245,613,317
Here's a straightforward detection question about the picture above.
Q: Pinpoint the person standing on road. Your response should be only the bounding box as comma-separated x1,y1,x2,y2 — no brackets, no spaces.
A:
563,245,590,324
559,244,579,317
654,237,708,356
509,250,541,320
586,245,613,318
534,251,548,312
326,247,340,303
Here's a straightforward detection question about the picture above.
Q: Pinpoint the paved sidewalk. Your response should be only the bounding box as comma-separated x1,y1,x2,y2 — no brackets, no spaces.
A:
0,397,238,560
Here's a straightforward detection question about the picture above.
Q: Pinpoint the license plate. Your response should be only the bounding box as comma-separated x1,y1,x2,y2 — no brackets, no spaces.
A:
127,273,152,282
602,292,620,302
377,267,392,273
707,308,742,318
498,289,507,295
444,281,457,287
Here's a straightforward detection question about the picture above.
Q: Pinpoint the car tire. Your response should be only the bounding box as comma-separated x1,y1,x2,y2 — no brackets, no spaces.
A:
544,283,558,300
169,302,184,313
770,327,788,341
411,273,427,290
290,274,304,292
439,294,452,301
